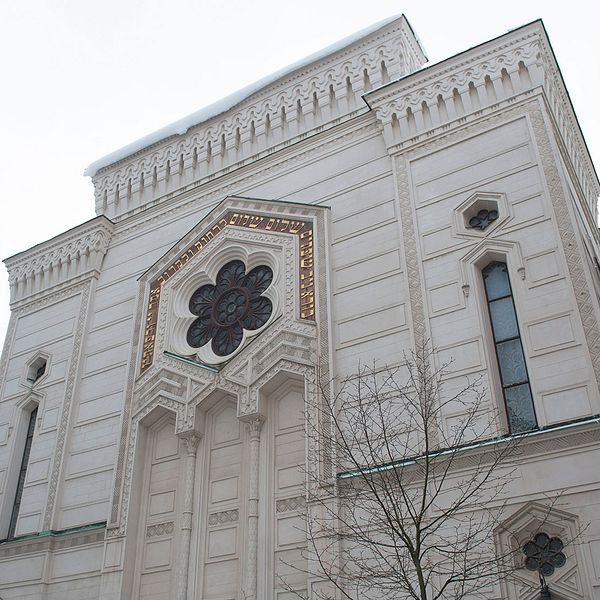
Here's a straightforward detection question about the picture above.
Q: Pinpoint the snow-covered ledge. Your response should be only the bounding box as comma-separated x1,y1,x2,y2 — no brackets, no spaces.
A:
85,15,426,220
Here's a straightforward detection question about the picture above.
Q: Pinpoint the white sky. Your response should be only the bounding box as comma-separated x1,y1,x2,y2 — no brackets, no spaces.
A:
0,0,598,345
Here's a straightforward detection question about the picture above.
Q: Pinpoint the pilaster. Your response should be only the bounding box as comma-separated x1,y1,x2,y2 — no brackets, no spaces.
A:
176,429,202,600
241,415,265,600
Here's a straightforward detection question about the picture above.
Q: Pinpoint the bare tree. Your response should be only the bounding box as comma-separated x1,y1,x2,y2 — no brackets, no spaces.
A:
295,342,540,600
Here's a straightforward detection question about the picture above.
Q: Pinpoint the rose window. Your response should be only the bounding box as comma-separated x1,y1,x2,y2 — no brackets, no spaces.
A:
523,533,566,577
186,260,273,357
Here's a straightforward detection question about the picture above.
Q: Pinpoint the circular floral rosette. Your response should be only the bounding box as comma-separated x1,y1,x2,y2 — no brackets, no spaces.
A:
523,533,566,577
186,260,273,357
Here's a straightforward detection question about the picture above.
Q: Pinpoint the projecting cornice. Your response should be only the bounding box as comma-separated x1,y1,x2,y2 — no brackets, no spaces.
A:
364,20,600,210
3,216,114,307
86,15,426,220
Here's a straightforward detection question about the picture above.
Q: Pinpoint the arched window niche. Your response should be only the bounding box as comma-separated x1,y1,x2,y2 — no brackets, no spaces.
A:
481,260,537,434
0,398,39,540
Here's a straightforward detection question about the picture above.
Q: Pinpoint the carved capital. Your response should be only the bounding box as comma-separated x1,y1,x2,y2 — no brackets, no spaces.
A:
242,415,265,440
177,430,202,455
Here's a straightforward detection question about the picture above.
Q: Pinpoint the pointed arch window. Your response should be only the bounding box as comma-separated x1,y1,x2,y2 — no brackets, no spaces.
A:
7,407,37,539
482,261,537,433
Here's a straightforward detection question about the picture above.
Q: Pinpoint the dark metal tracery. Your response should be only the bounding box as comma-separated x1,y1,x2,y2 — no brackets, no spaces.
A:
523,533,566,577
523,532,566,598
469,208,498,230
187,260,273,357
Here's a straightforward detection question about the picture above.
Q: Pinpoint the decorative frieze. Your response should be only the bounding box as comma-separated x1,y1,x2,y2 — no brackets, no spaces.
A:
0,522,106,558
366,22,599,212
369,30,542,127
276,495,306,513
208,509,239,526
145,521,174,538
3,217,113,307
87,17,425,220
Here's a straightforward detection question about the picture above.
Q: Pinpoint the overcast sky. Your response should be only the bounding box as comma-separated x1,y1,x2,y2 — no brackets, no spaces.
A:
0,0,598,345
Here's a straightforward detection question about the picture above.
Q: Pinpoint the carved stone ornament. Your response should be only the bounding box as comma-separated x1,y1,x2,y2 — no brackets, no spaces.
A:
109,198,330,541
496,500,589,600
4,217,112,307
88,17,425,220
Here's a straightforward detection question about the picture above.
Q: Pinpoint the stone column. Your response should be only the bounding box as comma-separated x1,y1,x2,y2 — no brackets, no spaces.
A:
243,416,265,600
176,430,202,600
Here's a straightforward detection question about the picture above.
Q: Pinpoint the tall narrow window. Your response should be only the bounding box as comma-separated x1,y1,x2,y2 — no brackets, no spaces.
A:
482,262,537,433
7,407,37,539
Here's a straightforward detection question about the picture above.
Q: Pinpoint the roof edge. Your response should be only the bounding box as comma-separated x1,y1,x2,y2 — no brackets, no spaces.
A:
364,18,599,192
3,215,114,266
365,19,544,104
84,14,420,178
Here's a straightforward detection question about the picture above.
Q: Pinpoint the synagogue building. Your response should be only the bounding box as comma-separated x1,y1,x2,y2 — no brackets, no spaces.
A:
0,15,599,600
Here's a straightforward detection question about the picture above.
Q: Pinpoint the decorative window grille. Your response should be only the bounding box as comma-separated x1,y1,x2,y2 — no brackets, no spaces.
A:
469,208,498,230
33,363,45,382
523,533,566,576
7,407,38,539
187,260,273,357
482,262,537,433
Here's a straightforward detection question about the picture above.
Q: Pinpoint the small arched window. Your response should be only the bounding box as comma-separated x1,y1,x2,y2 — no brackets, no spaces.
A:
26,356,46,384
482,261,537,433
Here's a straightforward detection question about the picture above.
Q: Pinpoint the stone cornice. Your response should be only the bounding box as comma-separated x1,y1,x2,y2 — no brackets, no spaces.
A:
88,16,425,220
365,21,599,211
3,216,113,307
366,24,543,106
106,115,378,247
338,417,600,480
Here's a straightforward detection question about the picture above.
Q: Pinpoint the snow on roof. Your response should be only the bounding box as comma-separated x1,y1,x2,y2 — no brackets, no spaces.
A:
84,14,405,177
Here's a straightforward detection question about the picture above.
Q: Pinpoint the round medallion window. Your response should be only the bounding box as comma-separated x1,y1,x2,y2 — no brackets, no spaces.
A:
523,533,566,577
186,260,273,356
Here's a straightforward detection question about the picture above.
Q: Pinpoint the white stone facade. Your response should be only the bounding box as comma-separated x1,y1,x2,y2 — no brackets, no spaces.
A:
0,15,599,599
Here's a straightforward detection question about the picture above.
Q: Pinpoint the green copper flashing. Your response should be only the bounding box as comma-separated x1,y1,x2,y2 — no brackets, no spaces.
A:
163,351,221,372
0,521,106,545
337,414,600,480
